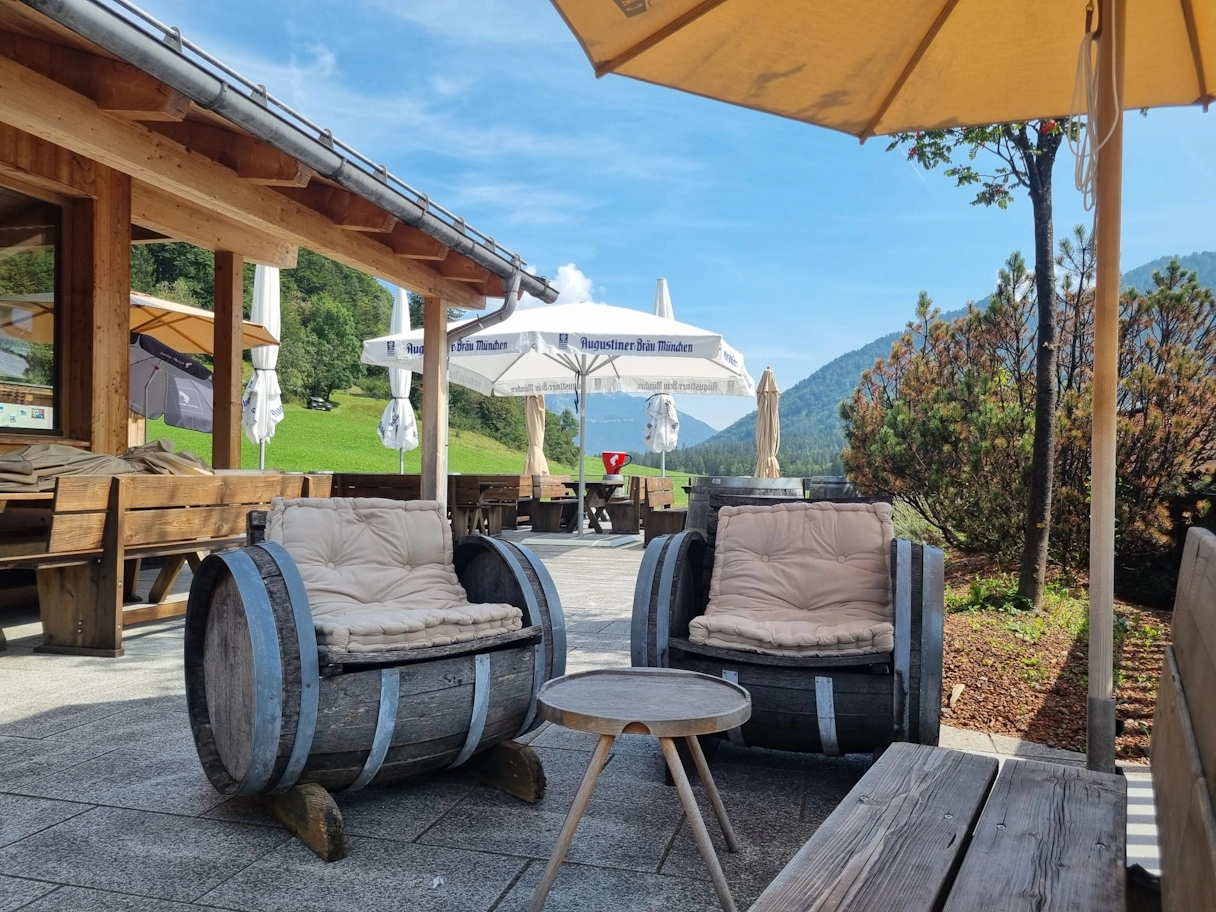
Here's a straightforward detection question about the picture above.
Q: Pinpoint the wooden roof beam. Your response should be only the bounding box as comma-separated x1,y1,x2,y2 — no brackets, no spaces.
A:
0,30,188,121
439,253,493,284
0,202,58,229
147,121,313,187
386,223,448,260
131,180,298,268
130,225,170,244
276,184,397,232
0,53,483,308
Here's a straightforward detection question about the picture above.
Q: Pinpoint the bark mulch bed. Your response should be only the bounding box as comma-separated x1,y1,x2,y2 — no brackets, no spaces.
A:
940,564,1171,763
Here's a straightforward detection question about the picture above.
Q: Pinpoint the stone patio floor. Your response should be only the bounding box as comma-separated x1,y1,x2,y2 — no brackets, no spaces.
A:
0,531,1158,911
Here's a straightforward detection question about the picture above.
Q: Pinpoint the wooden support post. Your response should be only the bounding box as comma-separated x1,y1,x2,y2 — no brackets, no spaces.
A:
467,740,547,803
421,295,448,507
61,164,130,454
212,251,244,469
1088,0,1126,776
257,783,348,862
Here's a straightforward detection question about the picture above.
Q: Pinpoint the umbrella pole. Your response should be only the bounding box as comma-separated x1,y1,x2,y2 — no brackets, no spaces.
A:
577,370,587,538
660,451,666,478
399,447,405,475
1086,0,1125,775
259,441,266,470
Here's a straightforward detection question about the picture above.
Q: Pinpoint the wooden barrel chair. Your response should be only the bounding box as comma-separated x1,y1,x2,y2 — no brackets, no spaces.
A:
185,497,565,859
632,497,943,759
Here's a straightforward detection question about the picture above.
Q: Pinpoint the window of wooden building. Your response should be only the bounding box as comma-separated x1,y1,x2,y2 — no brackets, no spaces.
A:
0,183,59,433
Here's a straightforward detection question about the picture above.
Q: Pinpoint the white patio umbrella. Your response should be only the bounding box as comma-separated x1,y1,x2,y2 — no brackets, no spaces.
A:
524,395,550,475
364,301,754,535
754,367,781,479
241,265,283,469
646,279,680,476
377,287,419,472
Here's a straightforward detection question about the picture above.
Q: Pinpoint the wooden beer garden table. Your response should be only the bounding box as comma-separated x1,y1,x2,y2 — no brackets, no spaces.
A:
529,668,752,912
561,478,624,533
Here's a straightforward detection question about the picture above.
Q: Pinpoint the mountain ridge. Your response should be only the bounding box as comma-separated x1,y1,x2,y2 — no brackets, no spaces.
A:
696,250,1216,457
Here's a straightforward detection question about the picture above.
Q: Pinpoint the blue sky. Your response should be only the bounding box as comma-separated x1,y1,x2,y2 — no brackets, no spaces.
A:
127,0,1216,429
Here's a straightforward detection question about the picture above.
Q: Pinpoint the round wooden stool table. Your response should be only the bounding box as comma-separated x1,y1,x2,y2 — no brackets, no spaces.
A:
528,668,752,912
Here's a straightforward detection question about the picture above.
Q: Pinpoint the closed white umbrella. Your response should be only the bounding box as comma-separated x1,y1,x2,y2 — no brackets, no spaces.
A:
364,301,753,535
647,278,680,476
241,265,283,468
524,395,550,475
377,287,418,472
754,367,780,479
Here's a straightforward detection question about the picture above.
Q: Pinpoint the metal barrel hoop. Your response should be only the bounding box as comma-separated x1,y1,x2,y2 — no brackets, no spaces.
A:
254,542,321,794
347,666,400,791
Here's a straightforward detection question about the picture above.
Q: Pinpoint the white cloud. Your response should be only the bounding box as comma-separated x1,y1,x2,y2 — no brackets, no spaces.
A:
518,263,596,308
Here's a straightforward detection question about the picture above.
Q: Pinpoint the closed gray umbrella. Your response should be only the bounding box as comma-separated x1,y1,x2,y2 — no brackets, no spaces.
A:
129,333,214,434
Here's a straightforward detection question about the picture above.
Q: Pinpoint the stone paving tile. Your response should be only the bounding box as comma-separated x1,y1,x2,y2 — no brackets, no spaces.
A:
494,860,722,912
0,874,57,911
19,886,239,912
0,806,289,902
0,795,93,848
43,708,197,759
419,782,685,874
659,803,818,909
199,837,527,912
12,747,227,817
337,770,478,843
0,737,114,793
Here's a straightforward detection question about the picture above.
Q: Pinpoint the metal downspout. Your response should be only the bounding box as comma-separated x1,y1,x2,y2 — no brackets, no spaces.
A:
23,0,558,302
448,267,522,344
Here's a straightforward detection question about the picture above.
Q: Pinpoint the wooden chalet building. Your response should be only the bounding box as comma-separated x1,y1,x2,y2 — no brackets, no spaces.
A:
0,0,557,500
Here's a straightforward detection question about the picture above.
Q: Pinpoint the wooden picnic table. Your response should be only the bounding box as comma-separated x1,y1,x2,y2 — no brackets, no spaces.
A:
561,478,624,533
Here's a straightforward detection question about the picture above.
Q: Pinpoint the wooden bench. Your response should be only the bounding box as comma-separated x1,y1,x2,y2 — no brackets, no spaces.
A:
530,474,576,532
0,473,327,656
331,473,421,501
448,474,522,537
750,741,1126,912
1152,526,1216,910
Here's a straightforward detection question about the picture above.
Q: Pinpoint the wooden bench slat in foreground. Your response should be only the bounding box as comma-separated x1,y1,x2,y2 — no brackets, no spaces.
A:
750,743,996,912
749,742,1126,912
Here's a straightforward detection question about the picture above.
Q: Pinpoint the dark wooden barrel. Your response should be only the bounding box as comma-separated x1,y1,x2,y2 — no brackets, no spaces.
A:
632,529,943,756
685,476,804,536
185,537,564,796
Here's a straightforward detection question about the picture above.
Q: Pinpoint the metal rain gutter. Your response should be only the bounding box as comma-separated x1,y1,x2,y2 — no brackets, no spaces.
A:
22,0,560,304
449,266,523,344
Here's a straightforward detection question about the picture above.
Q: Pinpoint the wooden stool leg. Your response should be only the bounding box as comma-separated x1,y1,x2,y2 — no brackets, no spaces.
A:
685,735,739,852
529,733,614,912
660,737,737,912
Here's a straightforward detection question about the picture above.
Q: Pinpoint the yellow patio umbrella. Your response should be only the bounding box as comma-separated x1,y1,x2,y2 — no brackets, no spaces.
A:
550,0,1213,772
0,291,278,354
754,367,780,479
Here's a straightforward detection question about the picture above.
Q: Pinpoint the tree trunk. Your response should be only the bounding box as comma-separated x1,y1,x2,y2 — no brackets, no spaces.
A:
1018,146,1060,608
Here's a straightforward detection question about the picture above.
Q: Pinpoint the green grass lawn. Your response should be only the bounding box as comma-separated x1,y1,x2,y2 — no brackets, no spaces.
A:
146,392,692,504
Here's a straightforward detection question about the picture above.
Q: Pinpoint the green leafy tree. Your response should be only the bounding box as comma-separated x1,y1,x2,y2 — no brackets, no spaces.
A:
887,120,1067,607
303,294,362,401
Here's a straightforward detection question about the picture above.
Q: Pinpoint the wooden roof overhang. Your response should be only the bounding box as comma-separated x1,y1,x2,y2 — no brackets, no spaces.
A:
0,0,558,310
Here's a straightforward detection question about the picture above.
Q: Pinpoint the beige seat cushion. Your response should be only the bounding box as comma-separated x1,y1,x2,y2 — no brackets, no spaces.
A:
688,501,894,657
266,497,522,653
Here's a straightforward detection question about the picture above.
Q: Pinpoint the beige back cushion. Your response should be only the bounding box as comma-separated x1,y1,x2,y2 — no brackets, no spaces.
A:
266,497,466,617
691,501,895,656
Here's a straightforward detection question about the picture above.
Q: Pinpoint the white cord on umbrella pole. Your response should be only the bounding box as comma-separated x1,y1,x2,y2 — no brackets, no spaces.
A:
1069,1,1120,212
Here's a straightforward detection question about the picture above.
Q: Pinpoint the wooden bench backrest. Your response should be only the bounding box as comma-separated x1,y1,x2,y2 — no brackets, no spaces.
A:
518,474,533,498
116,474,308,551
44,473,313,556
44,476,115,554
479,475,521,504
533,474,571,500
332,473,421,501
1153,526,1216,911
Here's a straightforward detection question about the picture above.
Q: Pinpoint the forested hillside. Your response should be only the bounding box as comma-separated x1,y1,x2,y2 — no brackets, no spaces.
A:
130,243,579,465
648,250,1216,477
